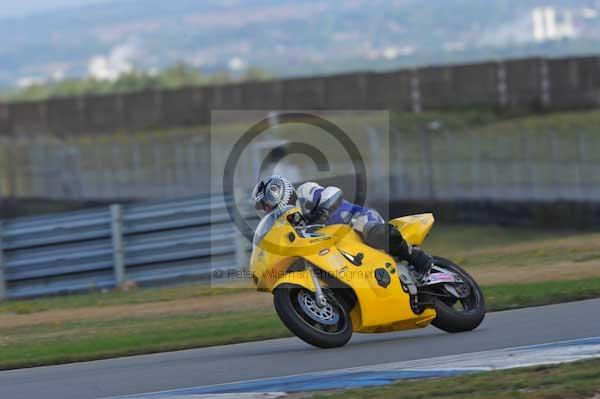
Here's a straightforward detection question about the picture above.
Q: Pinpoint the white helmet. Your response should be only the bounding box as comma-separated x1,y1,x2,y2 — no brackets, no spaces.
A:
250,175,296,218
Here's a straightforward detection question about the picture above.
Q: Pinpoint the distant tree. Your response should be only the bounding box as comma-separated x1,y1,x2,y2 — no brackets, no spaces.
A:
0,64,274,102
208,70,234,85
243,66,273,81
157,63,205,88
111,69,160,93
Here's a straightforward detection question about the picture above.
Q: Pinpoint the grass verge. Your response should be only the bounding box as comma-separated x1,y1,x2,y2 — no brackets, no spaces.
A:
0,309,288,370
1,277,600,371
0,284,247,315
302,358,600,399
485,278,600,311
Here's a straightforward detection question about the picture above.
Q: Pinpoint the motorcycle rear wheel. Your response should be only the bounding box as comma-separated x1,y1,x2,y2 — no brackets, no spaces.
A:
274,284,352,348
428,257,486,333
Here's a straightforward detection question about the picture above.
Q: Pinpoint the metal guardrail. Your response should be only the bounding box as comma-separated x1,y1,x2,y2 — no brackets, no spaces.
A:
0,195,251,299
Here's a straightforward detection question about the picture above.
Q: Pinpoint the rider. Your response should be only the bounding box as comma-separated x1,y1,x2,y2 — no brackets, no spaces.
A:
250,175,433,280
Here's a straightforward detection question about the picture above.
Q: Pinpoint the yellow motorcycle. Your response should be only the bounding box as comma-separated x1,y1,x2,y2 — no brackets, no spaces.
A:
250,206,485,348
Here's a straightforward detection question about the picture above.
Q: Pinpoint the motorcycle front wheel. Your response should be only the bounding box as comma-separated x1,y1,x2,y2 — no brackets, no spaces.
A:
274,284,352,348
427,257,486,333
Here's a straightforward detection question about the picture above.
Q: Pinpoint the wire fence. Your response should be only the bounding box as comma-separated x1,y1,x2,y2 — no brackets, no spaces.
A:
1,132,211,200
1,127,599,202
390,129,600,201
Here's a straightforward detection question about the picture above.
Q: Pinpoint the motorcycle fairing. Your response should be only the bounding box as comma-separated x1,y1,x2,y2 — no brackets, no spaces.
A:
251,207,436,334
389,213,434,246
303,227,436,332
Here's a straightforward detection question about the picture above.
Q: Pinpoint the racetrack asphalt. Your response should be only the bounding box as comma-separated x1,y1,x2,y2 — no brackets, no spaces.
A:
1,298,599,399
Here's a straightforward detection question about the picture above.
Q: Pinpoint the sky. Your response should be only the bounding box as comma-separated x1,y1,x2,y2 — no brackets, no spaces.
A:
0,0,112,18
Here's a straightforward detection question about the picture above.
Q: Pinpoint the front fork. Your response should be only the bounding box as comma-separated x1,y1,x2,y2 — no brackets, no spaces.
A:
306,262,327,307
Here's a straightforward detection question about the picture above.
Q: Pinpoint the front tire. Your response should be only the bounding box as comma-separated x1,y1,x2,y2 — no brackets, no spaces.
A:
429,257,486,333
274,284,352,348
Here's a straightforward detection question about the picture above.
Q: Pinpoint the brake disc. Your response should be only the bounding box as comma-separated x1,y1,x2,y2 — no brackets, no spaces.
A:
444,282,471,298
297,290,340,325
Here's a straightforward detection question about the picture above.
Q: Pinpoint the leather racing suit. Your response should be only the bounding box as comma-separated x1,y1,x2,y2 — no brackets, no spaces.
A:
295,182,433,276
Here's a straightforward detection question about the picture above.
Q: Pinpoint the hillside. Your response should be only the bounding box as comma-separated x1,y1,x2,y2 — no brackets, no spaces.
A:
1,0,600,87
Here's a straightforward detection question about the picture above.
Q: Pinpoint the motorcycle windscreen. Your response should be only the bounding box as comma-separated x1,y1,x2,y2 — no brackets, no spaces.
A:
253,205,295,248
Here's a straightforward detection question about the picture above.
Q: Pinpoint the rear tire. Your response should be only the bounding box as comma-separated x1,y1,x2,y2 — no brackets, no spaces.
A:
430,257,486,333
274,284,352,348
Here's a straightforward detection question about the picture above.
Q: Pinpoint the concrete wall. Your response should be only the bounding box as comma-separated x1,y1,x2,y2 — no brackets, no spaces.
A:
1,55,600,136
547,56,600,109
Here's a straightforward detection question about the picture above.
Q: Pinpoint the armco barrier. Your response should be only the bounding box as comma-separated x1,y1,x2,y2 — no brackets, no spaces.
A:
0,195,252,299
1,194,598,299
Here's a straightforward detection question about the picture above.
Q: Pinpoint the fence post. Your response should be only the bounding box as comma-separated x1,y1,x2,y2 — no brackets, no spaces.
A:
233,189,248,274
174,140,186,197
576,132,588,201
444,131,458,199
111,142,122,198
68,145,84,199
6,142,16,198
521,131,538,200
110,204,126,287
540,58,551,108
234,229,247,275
421,128,436,199
365,125,386,203
469,131,481,199
152,142,165,199
549,131,561,199
132,141,143,196
497,61,508,108
0,222,7,300
410,68,422,113
390,128,405,199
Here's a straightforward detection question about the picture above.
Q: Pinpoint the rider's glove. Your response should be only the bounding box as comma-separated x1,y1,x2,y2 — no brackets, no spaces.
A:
310,207,330,224
353,215,369,232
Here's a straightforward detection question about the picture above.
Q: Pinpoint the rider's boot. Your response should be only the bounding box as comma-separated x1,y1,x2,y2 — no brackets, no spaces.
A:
405,246,433,284
387,225,433,284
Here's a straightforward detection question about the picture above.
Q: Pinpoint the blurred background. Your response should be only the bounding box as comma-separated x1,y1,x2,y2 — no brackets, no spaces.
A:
2,1,600,379
0,0,600,300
